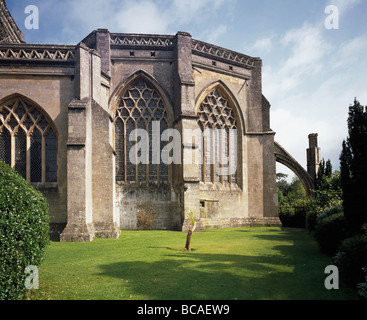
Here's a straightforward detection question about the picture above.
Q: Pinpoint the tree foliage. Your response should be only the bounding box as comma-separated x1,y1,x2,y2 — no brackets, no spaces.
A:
316,158,333,189
340,98,367,233
277,174,307,228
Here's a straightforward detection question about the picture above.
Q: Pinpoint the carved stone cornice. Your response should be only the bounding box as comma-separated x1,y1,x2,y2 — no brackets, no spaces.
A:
0,44,76,63
110,33,174,49
192,39,258,70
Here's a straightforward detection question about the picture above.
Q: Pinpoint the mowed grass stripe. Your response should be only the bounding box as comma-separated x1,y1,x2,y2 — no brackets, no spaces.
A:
31,227,358,300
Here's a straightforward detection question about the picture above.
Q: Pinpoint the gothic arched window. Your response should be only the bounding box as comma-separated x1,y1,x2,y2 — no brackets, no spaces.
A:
114,78,169,183
197,88,238,184
0,96,57,183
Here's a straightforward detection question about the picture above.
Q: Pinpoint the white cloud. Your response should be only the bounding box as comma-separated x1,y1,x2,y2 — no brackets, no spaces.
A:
280,23,330,75
199,24,228,45
251,37,272,53
113,1,169,34
64,0,230,40
261,19,367,175
326,0,362,16
336,36,367,67
262,23,331,100
170,0,226,25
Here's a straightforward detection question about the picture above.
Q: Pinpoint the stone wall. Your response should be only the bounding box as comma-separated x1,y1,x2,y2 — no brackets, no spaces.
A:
0,29,282,242
116,183,181,230
0,59,74,227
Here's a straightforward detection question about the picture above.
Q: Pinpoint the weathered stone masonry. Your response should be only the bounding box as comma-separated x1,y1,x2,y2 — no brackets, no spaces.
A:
0,1,319,241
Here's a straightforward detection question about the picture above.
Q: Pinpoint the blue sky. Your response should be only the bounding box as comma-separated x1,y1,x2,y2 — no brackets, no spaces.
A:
6,0,367,179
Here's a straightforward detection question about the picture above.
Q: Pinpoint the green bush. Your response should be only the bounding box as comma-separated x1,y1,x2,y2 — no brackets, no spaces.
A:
0,161,49,300
279,204,306,228
314,213,347,255
316,204,344,225
357,282,367,299
305,203,322,232
333,233,367,291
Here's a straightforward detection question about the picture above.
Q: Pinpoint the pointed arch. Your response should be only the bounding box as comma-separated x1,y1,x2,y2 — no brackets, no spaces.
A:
275,142,315,197
196,81,242,185
0,93,58,183
110,70,174,125
0,93,58,137
111,70,172,184
195,80,245,135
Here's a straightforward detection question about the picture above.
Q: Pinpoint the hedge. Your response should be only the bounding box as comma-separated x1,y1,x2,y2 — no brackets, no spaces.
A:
279,204,307,228
0,161,49,300
313,213,347,255
333,233,367,291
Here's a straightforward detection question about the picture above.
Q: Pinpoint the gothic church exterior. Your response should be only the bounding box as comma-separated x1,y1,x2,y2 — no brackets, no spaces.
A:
1,1,318,241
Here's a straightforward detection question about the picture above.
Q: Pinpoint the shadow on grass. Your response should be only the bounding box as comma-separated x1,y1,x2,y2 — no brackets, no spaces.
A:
97,231,357,300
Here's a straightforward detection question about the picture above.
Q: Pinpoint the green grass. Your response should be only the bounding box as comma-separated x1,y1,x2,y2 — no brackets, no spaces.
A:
30,227,357,300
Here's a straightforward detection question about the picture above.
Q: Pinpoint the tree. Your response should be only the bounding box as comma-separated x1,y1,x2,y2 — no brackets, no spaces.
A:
316,159,333,189
277,174,306,206
340,98,367,233
277,174,308,228
184,210,197,251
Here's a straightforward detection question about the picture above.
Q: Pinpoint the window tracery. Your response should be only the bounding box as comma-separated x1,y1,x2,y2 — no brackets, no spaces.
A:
197,89,238,184
114,78,169,183
0,97,57,183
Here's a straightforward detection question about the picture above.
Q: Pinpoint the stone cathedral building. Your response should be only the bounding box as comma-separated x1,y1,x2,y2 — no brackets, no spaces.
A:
0,1,319,241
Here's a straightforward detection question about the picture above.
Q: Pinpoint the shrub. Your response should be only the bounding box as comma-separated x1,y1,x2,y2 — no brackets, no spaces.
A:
305,202,322,232
314,213,347,255
357,282,367,299
333,233,367,291
279,204,306,228
316,204,344,225
0,161,49,300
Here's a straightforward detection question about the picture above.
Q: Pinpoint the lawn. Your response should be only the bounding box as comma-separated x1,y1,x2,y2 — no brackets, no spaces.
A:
30,227,358,300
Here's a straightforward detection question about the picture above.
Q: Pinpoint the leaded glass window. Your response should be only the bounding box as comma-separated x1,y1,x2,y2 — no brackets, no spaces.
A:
0,128,11,166
45,129,57,183
197,89,238,184
114,78,169,183
15,129,26,179
0,96,57,183
30,129,42,182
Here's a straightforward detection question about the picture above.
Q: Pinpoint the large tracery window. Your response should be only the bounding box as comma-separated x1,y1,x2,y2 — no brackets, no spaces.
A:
114,78,169,183
197,88,238,184
0,97,57,183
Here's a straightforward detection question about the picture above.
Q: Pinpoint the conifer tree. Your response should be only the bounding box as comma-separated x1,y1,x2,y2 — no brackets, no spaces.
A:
316,158,333,189
340,98,367,233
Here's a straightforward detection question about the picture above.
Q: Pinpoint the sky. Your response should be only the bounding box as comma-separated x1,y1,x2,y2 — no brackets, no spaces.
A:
5,0,367,180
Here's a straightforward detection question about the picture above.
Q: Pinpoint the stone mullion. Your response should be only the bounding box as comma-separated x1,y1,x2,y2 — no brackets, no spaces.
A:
26,133,30,181
123,119,127,183
209,127,213,183
156,118,161,183
228,129,233,184
134,121,138,183
219,129,226,184
10,133,15,169
202,133,206,183
41,134,46,183
145,120,149,184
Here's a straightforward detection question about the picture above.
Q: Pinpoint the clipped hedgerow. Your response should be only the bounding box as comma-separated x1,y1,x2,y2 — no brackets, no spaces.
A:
0,161,49,300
